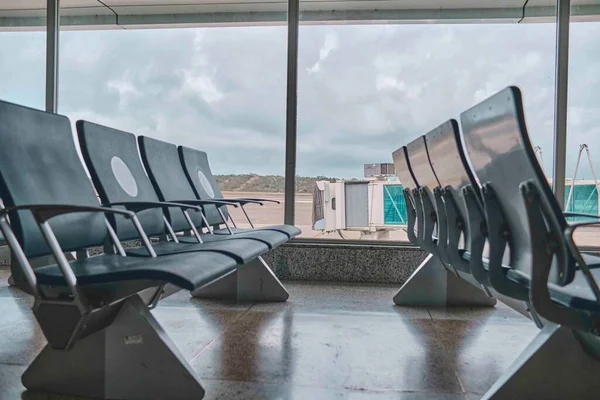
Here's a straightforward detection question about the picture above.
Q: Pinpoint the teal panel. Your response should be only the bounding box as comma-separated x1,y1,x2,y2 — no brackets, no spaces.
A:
564,184,598,221
383,184,408,224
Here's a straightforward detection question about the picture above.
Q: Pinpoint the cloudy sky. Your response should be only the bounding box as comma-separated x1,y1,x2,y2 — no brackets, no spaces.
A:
1,21,600,180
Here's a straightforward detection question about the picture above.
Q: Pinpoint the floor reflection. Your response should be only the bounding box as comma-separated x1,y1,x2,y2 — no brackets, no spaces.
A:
0,276,539,399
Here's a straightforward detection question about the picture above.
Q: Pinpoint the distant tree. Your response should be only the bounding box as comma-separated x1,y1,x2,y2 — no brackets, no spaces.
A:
215,174,340,193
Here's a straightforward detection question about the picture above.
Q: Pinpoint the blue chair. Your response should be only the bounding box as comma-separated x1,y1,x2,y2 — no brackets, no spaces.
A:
178,144,301,238
460,86,600,399
0,100,249,399
392,125,495,308
77,121,290,302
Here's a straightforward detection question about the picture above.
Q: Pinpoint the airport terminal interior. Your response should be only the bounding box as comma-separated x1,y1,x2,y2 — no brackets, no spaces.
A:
1,0,600,399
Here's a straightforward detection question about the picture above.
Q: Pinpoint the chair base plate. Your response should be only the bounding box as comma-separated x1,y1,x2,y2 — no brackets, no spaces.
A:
22,295,205,400
393,254,496,307
192,256,289,302
484,324,600,399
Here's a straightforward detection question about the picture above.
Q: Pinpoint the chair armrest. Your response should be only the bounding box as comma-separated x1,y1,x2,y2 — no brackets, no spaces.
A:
213,198,264,206
565,220,600,236
562,214,600,244
103,201,202,213
235,197,280,205
0,204,135,223
563,220,600,304
564,220,600,267
0,203,140,304
169,199,239,208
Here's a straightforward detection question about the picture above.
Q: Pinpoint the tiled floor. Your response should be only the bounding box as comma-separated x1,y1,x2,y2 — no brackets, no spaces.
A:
0,267,539,399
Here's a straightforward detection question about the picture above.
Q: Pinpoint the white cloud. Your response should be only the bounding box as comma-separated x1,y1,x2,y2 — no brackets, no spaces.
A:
308,31,338,73
3,22,600,179
107,79,140,108
182,71,224,103
376,76,406,91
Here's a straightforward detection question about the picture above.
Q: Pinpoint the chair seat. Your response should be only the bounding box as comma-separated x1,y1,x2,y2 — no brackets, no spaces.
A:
182,230,288,249
126,238,269,264
507,253,600,312
34,252,238,291
213,224,301,239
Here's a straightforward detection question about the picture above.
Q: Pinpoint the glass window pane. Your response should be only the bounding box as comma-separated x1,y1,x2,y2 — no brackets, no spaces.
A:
0,29,45,109
0,7,46,217
297,22,556,241
59,27,287,230
567,19,600,246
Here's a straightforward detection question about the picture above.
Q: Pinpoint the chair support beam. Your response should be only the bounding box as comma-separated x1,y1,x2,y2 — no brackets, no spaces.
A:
192,256,289,302
484,324,600,399
393,254,496,307
22,294,205,400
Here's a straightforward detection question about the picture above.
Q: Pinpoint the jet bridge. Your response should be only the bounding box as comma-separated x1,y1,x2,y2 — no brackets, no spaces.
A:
312,179,408,240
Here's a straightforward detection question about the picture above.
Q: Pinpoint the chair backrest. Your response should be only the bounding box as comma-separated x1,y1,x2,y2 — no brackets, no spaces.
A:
460,86,572,285
392,146,419,191
405,135,444,253
424,119,477,247
406,136,440,206
76,121,165,239
0,101,106,257
392,146,420,243
138,136,205,231
178,146,228,227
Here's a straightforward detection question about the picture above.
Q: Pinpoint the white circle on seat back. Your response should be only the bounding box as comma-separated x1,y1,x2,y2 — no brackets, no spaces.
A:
111,156,138,197
197,169,215,197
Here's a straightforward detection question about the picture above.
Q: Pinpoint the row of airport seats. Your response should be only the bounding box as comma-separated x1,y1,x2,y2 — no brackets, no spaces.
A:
0,99,300,399
392,86,600,399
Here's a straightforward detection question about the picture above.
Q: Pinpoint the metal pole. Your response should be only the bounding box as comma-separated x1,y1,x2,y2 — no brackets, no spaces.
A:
284,0,299,225
585,146,600,192
45,0,59,113
552,0,571,208
565,144,583,212
534,146,545,172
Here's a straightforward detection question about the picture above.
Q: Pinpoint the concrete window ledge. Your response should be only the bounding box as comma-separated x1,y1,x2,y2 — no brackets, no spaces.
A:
262,242,427,284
